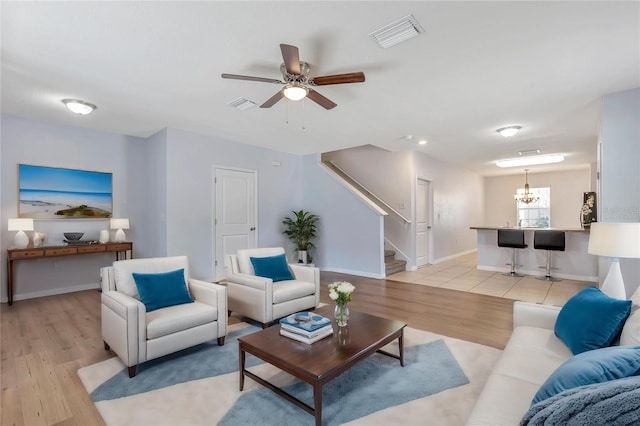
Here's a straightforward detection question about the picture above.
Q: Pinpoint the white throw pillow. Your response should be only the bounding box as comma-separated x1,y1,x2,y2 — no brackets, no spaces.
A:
620,286,640,346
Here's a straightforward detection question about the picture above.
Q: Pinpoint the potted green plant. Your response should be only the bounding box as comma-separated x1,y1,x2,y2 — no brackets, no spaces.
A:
282,210,319,264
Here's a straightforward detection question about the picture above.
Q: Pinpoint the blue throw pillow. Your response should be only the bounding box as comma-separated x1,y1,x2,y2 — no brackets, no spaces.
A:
532,345,640,404
250,253,294,282
132,268,194,312
554,286,631,355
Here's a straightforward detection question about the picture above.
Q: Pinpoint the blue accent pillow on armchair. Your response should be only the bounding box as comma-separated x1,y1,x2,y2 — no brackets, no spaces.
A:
554,286,631,355
250,253,294,282
132,268,194,312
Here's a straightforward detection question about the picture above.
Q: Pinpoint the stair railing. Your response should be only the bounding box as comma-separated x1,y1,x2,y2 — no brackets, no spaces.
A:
326,160,411,225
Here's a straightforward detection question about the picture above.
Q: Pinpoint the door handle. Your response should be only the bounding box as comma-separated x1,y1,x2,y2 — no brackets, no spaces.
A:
250,227,256,231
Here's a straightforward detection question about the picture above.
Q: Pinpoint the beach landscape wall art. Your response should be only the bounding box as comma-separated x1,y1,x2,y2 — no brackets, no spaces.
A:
18,164,113,219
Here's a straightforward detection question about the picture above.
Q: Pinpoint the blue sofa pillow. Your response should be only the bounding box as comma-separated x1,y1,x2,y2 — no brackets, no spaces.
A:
250,253,294,282
554,286,631,355
132,268,194,312
532,345,640,404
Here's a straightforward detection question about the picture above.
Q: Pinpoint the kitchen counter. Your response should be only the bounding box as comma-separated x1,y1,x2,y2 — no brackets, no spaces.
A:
470,226,597,281
470,226,588,232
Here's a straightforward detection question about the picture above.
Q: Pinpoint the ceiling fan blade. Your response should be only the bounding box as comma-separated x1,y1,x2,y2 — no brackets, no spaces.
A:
280,44,301,75
310,72,366,86
307,89,337,110
260,90,285,108
221,73,282,84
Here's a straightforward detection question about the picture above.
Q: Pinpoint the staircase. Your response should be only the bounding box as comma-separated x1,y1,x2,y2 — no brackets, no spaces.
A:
385,250,406,276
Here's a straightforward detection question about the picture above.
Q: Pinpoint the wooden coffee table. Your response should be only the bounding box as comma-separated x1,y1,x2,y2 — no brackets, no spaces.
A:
238,305,407,426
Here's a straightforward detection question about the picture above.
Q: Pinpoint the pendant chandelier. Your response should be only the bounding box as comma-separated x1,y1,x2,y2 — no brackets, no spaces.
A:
515,169,539,204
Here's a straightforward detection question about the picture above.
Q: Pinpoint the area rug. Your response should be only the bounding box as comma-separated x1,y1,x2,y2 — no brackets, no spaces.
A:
78,323,501,425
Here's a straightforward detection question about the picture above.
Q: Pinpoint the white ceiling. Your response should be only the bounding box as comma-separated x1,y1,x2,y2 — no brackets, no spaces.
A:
2,1,639,176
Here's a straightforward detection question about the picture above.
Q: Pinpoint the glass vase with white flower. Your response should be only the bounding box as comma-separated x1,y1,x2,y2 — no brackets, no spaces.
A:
328,281,355,327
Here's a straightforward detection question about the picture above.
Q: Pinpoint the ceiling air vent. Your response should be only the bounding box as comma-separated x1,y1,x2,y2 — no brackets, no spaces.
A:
227,97,256,110
369,14,424,48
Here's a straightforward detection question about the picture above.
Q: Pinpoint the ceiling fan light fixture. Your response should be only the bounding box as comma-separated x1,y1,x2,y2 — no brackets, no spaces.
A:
496,126,522,137
283,84,308,101
62,99,96,115
496,153,565,168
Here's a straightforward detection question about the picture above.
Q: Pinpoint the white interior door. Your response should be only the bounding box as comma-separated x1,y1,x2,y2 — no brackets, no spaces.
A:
416,178,432,267
214,168,257,281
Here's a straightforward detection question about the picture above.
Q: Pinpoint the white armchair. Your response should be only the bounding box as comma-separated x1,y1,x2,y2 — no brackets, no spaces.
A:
100,256,227,378
226,247,320,328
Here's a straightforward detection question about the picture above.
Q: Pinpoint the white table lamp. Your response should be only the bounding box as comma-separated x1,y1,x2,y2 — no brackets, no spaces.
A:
588,222,640,299
110,218,130,242
8,218,34,248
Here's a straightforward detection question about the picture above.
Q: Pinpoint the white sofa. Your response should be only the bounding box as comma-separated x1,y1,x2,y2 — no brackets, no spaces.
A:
466,301,570,425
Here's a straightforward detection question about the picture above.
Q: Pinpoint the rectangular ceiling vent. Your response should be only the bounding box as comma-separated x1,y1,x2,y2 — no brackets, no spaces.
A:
369,14,424,49
227,97,257,110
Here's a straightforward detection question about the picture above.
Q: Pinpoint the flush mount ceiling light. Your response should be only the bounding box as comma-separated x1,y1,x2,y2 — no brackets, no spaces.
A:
418,139,428,145
283,83,309,101
369,14,425,48
496,153,565,168
61,99,97,115
496,126,522,137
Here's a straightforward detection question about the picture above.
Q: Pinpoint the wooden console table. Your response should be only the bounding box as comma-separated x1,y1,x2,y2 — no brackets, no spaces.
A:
6,242,133,306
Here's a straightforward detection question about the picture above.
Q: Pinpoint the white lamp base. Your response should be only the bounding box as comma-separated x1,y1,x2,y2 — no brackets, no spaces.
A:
13,230,29,248
600,259,627,299
114,229,126,242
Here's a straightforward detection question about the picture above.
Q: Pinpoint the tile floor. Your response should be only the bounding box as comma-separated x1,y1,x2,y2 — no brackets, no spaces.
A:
387,252,594,306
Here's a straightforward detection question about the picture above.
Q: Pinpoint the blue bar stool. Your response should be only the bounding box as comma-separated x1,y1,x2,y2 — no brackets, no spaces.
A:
534,230,565,281
497,229,528,277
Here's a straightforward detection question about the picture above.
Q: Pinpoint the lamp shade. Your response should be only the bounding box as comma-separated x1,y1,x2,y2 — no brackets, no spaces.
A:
8,218,34,231
588,222,640,259
110,218,130,230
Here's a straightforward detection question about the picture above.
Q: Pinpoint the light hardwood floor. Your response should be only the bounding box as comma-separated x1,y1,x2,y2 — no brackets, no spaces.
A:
2,268,517,426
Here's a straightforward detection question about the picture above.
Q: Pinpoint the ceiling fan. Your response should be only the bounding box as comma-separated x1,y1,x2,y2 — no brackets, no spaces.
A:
222,44,365,110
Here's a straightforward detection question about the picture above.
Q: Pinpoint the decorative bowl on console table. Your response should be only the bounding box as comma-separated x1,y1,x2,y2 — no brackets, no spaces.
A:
64,232,84,241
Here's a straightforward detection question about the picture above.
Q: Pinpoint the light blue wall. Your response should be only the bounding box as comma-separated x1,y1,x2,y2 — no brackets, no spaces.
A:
161,128,302,280
0,115,303,301
138,128,168,258
301,155,385,278
413,151,485,262
599,87,640,296
1,115,143,301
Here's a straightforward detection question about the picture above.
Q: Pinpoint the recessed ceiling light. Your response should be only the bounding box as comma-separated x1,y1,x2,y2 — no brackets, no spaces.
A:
496,126,522,137
62,99,96,115
496,154,564,168
418,140,427,145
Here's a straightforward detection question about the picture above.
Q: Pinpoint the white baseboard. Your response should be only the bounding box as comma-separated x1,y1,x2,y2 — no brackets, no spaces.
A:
476,265,598,282
2,282,101,304
319,267,385,279
432,249,477,265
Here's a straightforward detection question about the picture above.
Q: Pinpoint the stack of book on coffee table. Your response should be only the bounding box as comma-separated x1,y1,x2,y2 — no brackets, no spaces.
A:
279,312,333,344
